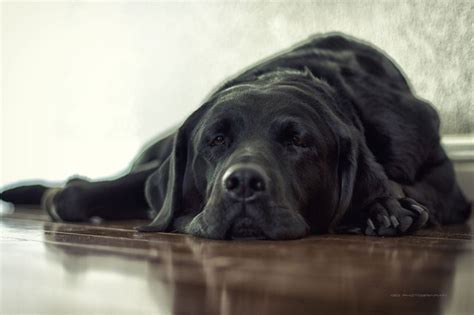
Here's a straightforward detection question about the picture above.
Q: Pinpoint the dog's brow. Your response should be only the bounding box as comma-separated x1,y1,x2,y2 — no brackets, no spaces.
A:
271,116,309,130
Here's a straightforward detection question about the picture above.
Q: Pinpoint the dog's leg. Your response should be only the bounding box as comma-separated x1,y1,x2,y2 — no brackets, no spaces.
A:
402,147,471,226
337,143,432,236
43,167,156,222
340,144,471,236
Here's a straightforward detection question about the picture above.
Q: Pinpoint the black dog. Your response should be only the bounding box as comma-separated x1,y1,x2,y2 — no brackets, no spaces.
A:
1,33,471,240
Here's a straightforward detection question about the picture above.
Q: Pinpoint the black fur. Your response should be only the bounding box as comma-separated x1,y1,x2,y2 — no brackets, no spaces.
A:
1,33,471,240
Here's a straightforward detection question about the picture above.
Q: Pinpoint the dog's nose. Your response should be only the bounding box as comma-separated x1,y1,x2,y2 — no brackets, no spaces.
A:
222,164,267,200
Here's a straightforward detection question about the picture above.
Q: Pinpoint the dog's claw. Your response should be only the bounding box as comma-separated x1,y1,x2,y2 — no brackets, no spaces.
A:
390,215,399,228
419,211,429,226
365,226,376,236
411,205,424,214
399,216,413,233
367,218,376,230
399,198,430,232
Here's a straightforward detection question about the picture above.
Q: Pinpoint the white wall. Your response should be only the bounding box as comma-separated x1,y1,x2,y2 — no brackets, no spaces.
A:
1,1,472,186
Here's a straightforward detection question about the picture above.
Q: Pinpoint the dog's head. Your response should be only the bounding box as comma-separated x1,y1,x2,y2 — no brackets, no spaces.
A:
138,69,360,239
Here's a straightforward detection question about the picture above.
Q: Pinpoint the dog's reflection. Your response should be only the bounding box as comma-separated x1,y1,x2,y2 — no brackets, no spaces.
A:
42,222,470,315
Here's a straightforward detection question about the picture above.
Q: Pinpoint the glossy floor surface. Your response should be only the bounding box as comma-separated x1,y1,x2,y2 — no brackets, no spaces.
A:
1,208,473,315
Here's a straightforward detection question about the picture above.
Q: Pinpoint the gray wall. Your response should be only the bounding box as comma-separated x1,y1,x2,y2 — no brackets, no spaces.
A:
1,1,472,185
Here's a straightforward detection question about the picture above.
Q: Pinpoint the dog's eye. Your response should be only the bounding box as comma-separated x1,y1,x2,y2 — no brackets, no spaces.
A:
290,135,307,147
210,135,226,146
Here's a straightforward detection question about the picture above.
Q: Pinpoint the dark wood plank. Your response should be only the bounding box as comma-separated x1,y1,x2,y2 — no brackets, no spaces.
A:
1,208,472,315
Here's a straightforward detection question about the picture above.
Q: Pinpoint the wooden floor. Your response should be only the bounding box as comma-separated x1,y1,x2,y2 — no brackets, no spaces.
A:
1,208,473,315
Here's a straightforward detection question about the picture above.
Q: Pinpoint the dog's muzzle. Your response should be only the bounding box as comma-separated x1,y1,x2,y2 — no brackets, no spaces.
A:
221,163,270,240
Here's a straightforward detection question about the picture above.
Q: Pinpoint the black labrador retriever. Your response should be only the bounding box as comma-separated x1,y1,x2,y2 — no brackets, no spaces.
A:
1,33,471,240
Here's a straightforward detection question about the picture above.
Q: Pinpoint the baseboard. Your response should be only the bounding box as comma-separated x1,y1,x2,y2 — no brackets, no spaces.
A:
443,134,474,200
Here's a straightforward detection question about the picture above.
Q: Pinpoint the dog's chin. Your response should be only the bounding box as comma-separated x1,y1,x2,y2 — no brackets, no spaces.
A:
182,200,310,240
226,216,268,240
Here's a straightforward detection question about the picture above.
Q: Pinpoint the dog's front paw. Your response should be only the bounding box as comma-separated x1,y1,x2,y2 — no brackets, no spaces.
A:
42,185,90,222
363,197,430,236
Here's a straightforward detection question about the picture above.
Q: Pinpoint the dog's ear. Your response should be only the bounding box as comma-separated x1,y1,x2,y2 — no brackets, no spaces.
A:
136,129,186,232
136,105,210,232
328,127,359,232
